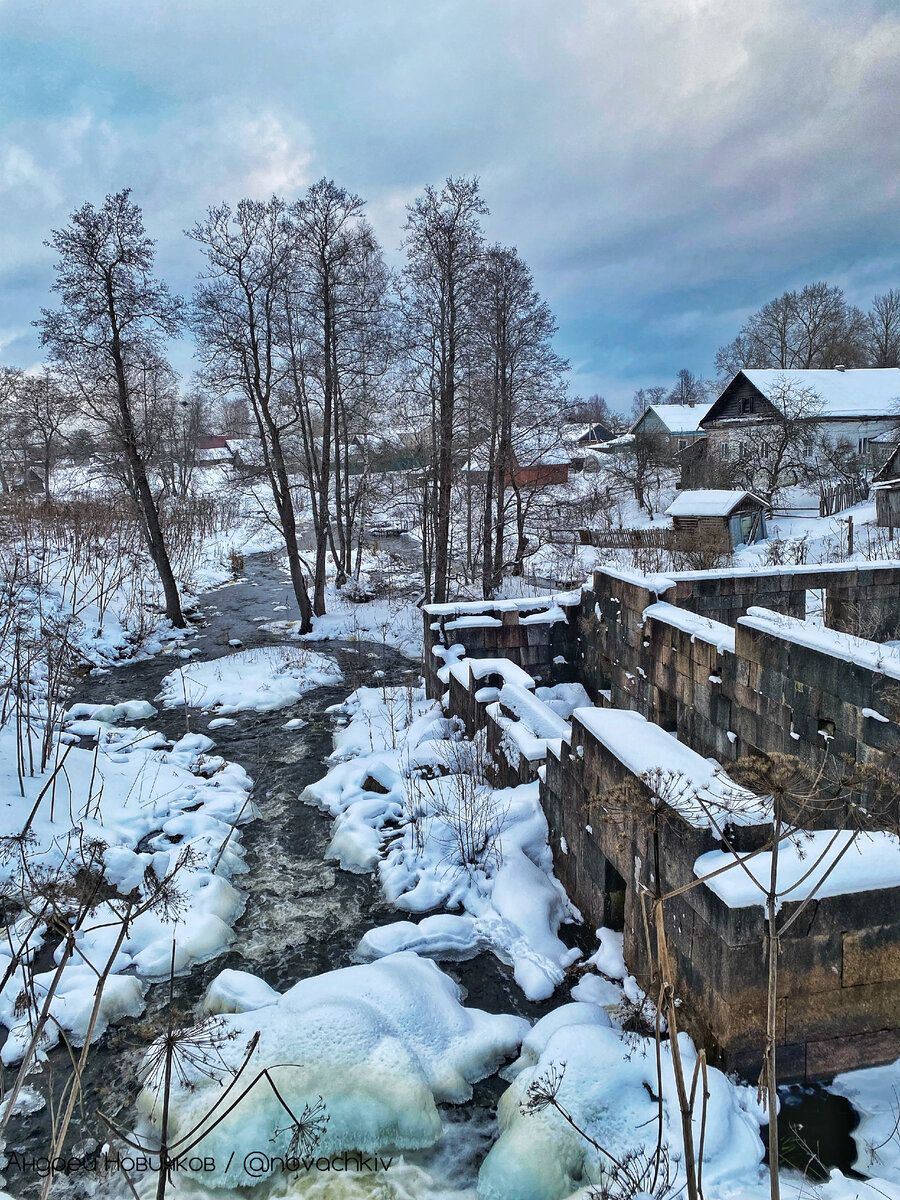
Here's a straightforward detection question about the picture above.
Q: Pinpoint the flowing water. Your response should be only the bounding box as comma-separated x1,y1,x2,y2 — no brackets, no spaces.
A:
1,552,556,1199
0,551,863,1197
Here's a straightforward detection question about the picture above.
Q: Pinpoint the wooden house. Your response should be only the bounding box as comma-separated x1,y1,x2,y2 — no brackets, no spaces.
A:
630,402,714,452
701,368,900,465
665,489,768,551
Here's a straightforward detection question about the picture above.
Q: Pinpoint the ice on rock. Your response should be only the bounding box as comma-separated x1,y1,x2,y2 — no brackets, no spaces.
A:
201,968,281,1014
143,954,528,1188
355,914,481,962
66,699,158,724
478,1007,765,1200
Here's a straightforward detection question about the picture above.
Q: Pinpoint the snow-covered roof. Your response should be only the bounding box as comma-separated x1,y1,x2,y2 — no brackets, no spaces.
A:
665,489,764,518
738,369,900,419
634,403,714,435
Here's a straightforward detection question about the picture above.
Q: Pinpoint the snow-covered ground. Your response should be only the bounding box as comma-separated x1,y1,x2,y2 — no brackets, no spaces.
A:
303,685,581,1001
0,708,254,1061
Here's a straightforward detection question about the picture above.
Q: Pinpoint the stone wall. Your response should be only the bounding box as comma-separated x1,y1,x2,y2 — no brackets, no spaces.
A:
424,596,580,698
422,560,900,1081
542,711,900,1082
579,566,900,804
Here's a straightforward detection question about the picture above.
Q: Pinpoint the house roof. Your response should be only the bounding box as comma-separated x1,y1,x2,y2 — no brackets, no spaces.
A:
666,489,766,518
633,403,714,435
714,368,900,421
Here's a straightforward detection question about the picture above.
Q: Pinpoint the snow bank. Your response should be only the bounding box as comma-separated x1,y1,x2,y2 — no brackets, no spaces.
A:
142,954,527,1188
305,687,580,1000
0,718,254,1061
478,1005,766,1200
157,646,342,712
831,1058,900,1186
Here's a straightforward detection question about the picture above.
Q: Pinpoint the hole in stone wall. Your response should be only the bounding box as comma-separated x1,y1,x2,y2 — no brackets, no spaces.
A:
805,588,825,625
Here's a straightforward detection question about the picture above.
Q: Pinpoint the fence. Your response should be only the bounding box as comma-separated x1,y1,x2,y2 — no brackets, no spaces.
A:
577,526,676,550
819,478,869,517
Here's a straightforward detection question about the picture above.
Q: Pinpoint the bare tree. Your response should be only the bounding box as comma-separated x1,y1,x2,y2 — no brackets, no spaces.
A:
629,385,668,424
283,179,394,607
36,190,186,626
666,368,707,406
189,197,314,630
473,244,568,595
715,282,869,377
402,177,487,603
867,289,900,367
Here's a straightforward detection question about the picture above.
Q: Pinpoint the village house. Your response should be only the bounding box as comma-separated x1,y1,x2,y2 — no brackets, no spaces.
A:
630,401,714,452
700,367,900,465
599,402,714,456
466,427,570,488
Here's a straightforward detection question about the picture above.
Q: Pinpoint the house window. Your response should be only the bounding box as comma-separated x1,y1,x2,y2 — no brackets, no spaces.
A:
741,397,752,414
678,438,687,450
720,443,729,460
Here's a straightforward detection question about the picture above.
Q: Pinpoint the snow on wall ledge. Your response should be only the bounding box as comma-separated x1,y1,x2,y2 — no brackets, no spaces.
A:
695,829,900,908
739,607,900,680
572,708,769,828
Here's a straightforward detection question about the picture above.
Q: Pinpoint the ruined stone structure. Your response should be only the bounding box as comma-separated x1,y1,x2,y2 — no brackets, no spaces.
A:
423,560,900,1082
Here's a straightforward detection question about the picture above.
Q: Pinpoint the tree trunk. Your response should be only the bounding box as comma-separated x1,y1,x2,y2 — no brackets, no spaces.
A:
108,323,185,628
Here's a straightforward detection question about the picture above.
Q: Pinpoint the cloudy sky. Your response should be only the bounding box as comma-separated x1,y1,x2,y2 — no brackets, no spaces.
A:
2,0,898,410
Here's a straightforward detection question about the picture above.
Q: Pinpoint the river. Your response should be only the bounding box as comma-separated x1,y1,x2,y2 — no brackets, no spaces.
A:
0,549,862,1198
1,551,560,1199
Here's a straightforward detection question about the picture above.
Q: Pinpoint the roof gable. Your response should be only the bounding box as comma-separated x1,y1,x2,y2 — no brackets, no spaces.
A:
632,402,714,435
873,445,900,485
704,368,900,425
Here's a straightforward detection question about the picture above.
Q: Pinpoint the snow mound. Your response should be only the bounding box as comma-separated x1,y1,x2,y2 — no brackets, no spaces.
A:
306,687,580,1000
157,646,342,712
478,1006,766,1200
142,954,528,1189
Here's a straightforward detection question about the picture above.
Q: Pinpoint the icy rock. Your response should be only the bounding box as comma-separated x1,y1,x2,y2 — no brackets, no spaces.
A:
157,647,342,713
355,914,481,962
201,969,281,1015
142,953,528,1188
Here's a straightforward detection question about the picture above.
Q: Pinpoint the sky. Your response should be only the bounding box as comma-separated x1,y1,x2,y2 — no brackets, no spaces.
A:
1,0,899,412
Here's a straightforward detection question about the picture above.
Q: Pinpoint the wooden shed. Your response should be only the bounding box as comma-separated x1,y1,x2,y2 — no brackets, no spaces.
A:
665,489,768,551
873,446,900,536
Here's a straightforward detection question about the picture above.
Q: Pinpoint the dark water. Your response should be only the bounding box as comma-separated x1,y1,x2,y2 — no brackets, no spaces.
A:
771,1084,862,1181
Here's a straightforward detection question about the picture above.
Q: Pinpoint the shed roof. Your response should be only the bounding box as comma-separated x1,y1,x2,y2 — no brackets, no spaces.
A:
665,489,766,518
